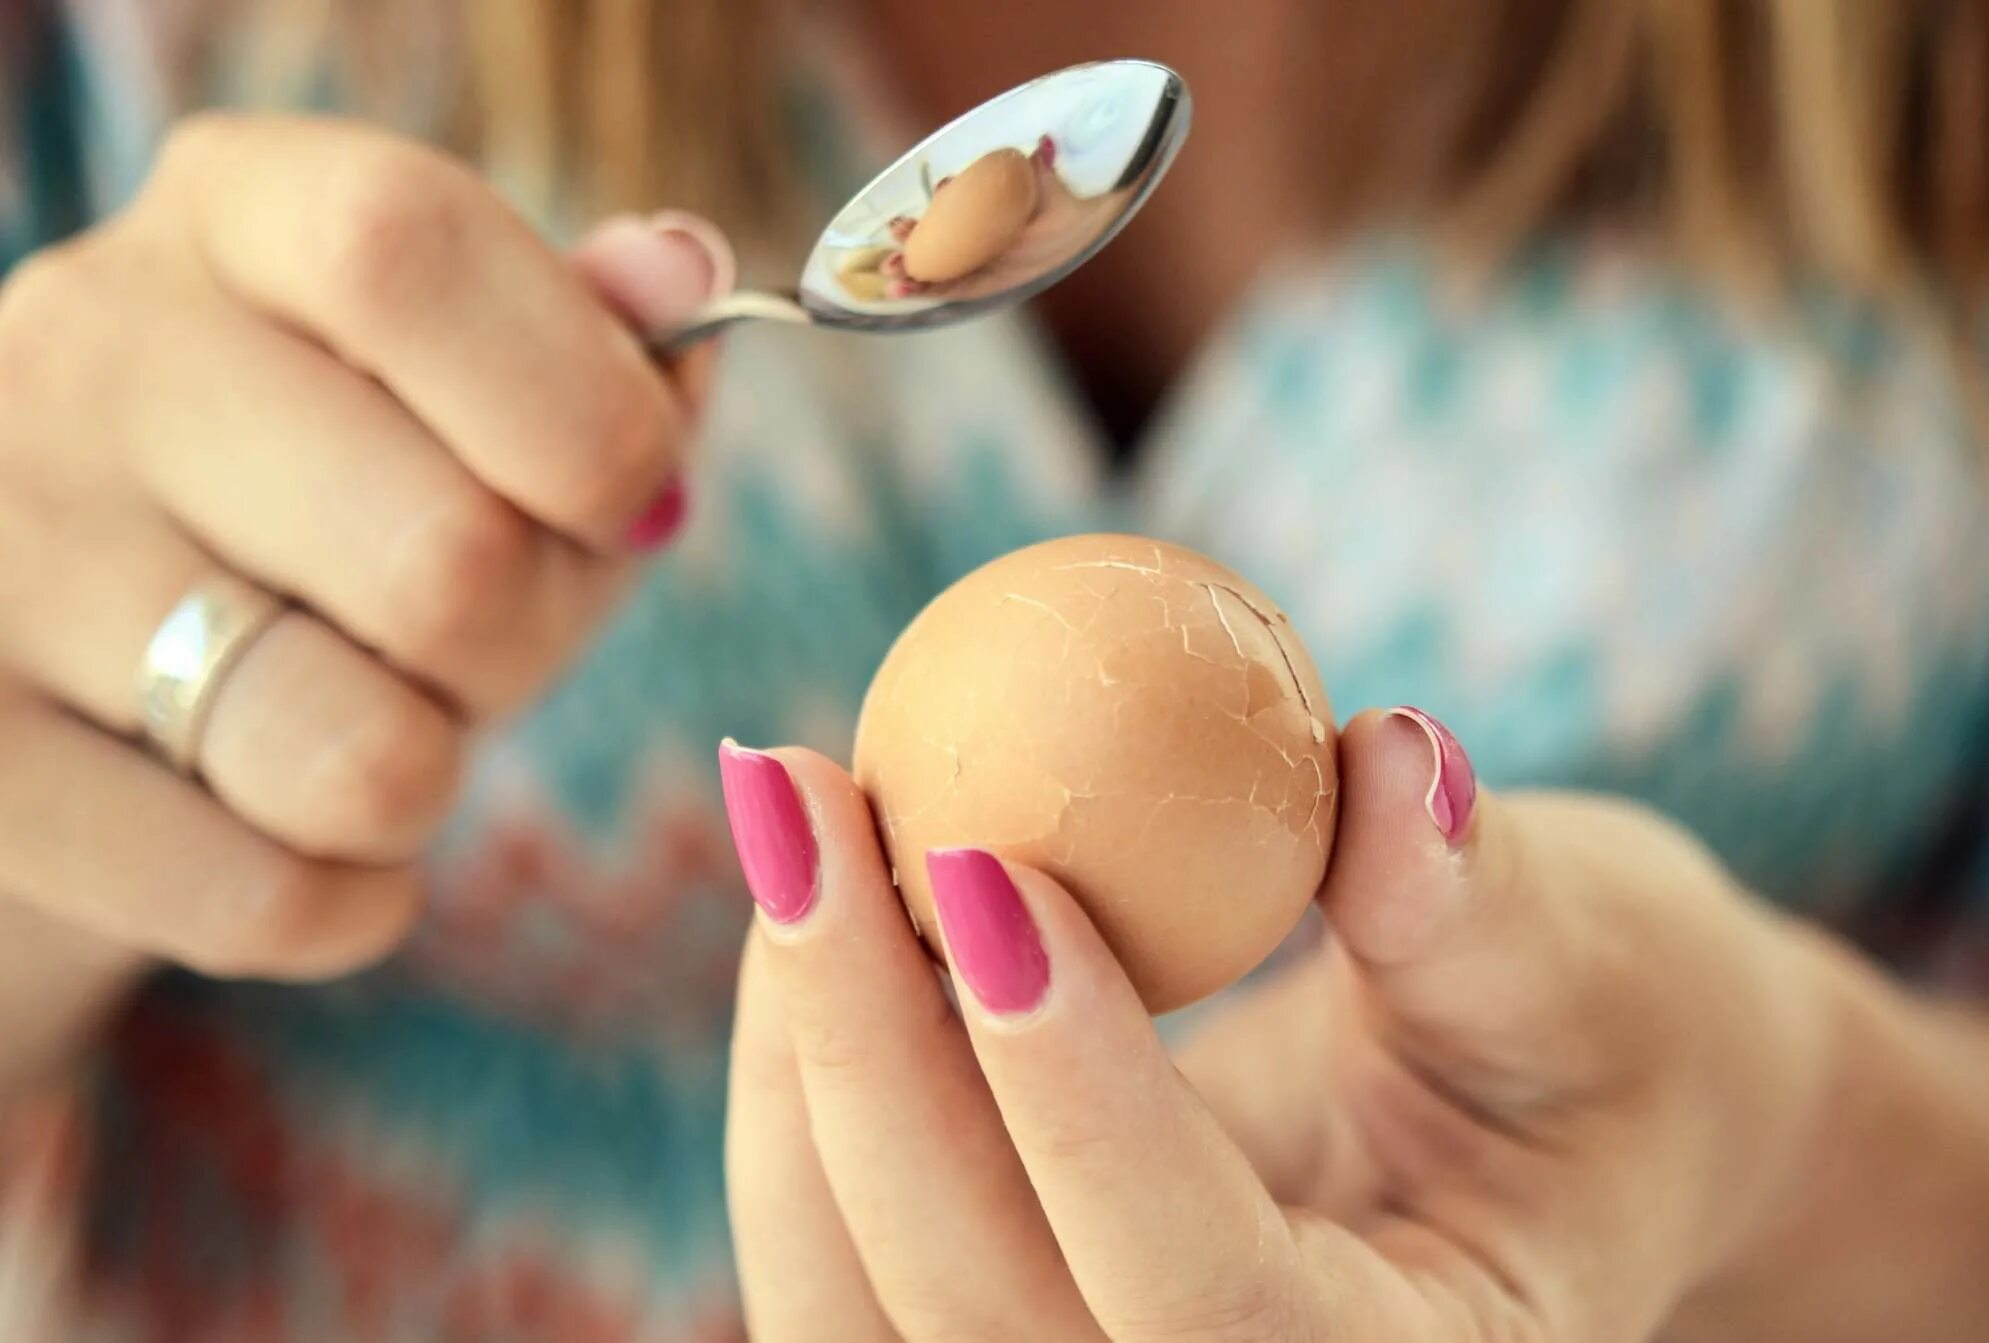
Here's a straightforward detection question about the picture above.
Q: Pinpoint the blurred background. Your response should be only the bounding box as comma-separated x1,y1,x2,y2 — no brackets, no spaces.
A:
4,2,1989,1339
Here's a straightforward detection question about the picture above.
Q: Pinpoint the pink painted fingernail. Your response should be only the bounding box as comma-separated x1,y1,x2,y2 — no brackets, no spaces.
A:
574,211,734,330
646,209,738,301
718,742,818,924
1385,707,1477,846
626,476,688,553
1033,133,1057,168
926,849,1049,1015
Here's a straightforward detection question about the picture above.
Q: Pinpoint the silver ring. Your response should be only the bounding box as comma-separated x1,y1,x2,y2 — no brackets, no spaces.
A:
134,574,286,774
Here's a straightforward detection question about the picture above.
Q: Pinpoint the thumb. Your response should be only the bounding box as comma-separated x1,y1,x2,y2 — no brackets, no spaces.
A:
569,209,737,330
569,209,736,451
1320,707,1639,1102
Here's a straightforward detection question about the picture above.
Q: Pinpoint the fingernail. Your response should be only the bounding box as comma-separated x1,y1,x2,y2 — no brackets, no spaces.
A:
626,476,689,553
718,742,818,923
1385,707,1477,846
647,209,738,301
1033,133,1057,169
574,212,734,329
926,849,1049,1015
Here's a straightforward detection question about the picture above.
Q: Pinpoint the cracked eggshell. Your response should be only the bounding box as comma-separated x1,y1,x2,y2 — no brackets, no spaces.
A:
853,534,1338,1013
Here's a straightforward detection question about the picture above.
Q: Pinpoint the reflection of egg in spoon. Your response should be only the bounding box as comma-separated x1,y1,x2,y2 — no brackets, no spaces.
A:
648,60,1188,349
902,147,1040,283
854,534,1339,1014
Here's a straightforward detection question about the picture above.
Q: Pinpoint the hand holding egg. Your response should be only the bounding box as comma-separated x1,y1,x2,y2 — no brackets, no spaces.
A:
728,583,1836,1341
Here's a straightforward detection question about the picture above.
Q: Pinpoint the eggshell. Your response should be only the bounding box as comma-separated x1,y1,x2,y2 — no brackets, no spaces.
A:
853,535,1338,1013
902,147,1039,283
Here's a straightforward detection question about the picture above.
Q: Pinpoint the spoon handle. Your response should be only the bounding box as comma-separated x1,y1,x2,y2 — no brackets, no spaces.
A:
643,288,812,357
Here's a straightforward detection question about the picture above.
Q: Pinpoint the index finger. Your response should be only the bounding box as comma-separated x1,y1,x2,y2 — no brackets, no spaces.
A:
153,114,700,551
926,849,1442,1341
726,932,900,1343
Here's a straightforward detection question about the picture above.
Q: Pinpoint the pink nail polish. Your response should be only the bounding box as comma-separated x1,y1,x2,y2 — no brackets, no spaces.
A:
626,477,688,553
926,849,1049,1015
1385,707,1477,846
718,742,818,923
1033,133,1057,169
645,209,739,300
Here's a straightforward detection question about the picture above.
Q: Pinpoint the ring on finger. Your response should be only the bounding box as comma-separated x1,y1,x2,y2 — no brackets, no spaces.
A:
134,572,287,774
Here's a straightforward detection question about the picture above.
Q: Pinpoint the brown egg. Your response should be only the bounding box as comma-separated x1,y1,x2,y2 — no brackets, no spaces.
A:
853,535,1338,1013
834,244,894,301
902,147,1038,283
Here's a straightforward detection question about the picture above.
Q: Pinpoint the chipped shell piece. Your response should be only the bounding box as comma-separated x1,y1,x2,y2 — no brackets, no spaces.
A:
853,534,1339,1013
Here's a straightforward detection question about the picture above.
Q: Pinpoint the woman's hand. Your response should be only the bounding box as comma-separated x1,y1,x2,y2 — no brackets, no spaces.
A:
0,114,732,1093
719,709,1877,1342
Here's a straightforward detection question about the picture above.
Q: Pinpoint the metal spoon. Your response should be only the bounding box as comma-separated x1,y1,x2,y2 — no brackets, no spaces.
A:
646,59,1190,355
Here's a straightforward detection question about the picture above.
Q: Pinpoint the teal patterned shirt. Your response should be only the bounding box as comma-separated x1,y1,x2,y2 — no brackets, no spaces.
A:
6,4,1989,1338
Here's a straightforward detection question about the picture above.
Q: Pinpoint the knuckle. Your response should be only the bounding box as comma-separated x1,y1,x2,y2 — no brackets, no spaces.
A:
308,689,464,845
563,369,676,532
189,860,421,980
878,1290,1019,1343
0,468,62,603
185,856,342,978
311,873,426,976
791,1025,878,1088
154,110,240,181
0,248,85,412
1110,1280,1296,1343
386,490,533,663
316,146,470,323
1027,1112,1119,1170
787,980,955,1095
0,247,74,327
313,874,426,976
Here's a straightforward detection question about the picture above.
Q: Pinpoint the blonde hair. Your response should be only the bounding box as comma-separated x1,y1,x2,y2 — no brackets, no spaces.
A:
221,0,796,239
1315,0,1989,315
455,0,796,233
226,0,1987,312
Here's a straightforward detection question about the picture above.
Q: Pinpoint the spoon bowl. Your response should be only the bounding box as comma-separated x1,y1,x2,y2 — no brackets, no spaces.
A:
648,59,1190,353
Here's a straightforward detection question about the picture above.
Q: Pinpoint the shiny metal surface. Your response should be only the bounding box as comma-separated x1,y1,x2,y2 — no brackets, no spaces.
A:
647,60,1190,354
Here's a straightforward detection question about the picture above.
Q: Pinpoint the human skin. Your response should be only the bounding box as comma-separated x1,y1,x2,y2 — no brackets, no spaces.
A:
0,114,732,1100
722,710,1989,1341
800,5,1989,1333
